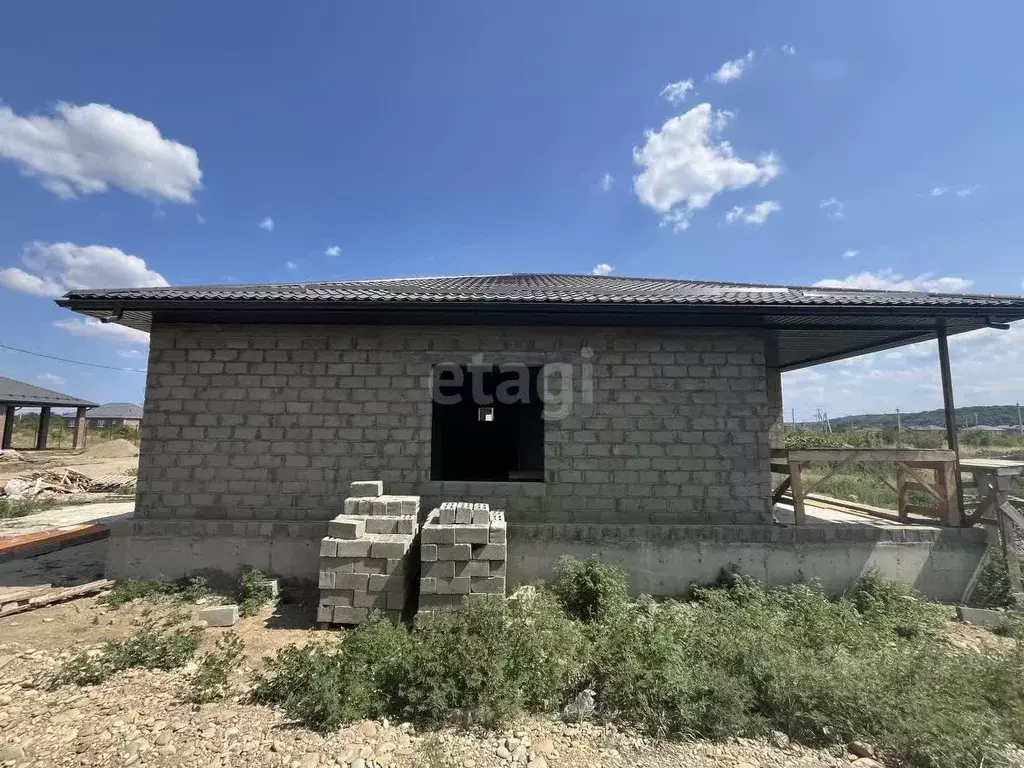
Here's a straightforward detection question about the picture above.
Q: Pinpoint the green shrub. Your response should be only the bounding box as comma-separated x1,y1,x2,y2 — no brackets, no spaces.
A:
969,554,1017,609
551,554,629,622
186,631,245,703
238,568,276,617
51,621,203,687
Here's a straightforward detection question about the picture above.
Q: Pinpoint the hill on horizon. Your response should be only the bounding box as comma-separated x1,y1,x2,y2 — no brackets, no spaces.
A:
816,404,1024,431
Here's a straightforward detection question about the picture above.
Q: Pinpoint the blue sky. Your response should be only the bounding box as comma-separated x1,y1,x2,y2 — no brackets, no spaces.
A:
1,2,1023,420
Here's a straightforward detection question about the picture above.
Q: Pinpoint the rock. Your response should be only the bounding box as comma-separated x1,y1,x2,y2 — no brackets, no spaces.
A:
154,732,172,747
299,754,320,768
852,760,883,768
512,746,528,763
157,744,177,756
351,759,366,768
357,721,379,739
463,760,476,768
529,759,548,768
849,741,874,758
271,741,288,753
0,745,26,762
496,745,512,760
735,763,758,768
770,731,790,750
505,738,521,752
532,739,555,756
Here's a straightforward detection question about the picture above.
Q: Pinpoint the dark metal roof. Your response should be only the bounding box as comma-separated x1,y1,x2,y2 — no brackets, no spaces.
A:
0,376,98,408
56,273,1024,371
57,273,1024,309
83,402,144,419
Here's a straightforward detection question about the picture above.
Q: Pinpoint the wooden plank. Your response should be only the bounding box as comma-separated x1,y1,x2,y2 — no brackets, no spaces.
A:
786,449,955,463
902,503,944,519
960,458,1024,474
0,584,52,604
771,477,791,505
789,460,806,525
0,579,114,617
895,462,943,504
938,460,961,527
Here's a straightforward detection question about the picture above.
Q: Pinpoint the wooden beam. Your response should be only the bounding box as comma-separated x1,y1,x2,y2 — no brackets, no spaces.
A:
998,502,1024,604
894,462,943,504
771,477,791,505
789,460,806,525
786,449,955,463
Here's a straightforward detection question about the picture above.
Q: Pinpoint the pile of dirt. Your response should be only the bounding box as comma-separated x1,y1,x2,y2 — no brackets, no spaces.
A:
81,439,139,459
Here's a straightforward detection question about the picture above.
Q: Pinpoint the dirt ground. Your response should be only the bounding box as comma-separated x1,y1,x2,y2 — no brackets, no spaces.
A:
0,441,139,484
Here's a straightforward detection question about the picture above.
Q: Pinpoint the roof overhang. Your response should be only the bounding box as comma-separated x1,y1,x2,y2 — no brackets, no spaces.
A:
56,297,1023,371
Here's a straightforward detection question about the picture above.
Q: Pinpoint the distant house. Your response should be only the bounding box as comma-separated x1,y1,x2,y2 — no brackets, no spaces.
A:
65,402,143,430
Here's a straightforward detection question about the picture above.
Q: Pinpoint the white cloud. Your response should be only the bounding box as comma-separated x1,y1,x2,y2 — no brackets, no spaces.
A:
660,79,695,104
813,269,973,293
54,317,149,345
0,242,167,299
781,44,797,56
592,263,614,276
842,249,859,259
710,51,754,84
724,200,781,225
37,373,65,386
324,245,341,257
0,101,201,202
955,184,981,197
599,172,614,192
117,349,144,359
633,103,780,231
196,214,205,224
819,197,844,219
258,217,274,232
286,260,298,270
929,186,948,197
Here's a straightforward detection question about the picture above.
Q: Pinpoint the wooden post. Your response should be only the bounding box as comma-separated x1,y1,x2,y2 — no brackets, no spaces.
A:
896,464,910,521
936,325,965,521
789,460,806,525
35,407,51,450
998,495,1024,606
0,404,13,449
937,460,961,527
71,406,88,449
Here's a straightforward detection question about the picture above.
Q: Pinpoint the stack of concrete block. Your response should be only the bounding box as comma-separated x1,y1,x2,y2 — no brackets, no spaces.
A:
317,480,420,625
418,502,507,611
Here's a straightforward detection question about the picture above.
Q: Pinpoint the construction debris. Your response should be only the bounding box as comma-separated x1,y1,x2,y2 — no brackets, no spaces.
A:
1,468,136,498
0,579,114,617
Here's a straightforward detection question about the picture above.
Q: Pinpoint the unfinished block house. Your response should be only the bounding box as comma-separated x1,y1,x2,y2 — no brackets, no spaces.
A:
57,274,1024,601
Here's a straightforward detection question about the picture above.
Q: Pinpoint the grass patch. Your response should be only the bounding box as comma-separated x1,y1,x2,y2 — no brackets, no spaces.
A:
0,495,94,519
99,576,214,607
238,568,275,617
252,559,1024,768
51,620,202,687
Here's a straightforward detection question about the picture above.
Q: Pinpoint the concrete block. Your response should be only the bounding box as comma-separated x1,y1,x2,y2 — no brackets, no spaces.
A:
335,573,370,590
319,557,355,574
198,604,239,627
455,525,490,545
421,524,456,545
336,539,374,558
455,560,489,578
320,590,355,606
421,544,438,562
400,497,419,516
489,525,507,545
319,538,338,557
957,606,1017,629
371,499,387,516
455,505,473,525
419,594,454,610
318,571,336,589
370,538,410,559
490,561,506,577
422,560,455,578
343,497,360,516
438,576,471,595
472,543,506,561
356,558,389,575
420,577,437,595
385,497,403,516
386,592,405,611
385,558,406,576
369,573,401,592
437,544,472,561
439,504,456,525
354,591,388,609
349,480,383,497
365,516,416,535
333,606,368,624
328,516,366,540
471,577,506,595
317,604,333,623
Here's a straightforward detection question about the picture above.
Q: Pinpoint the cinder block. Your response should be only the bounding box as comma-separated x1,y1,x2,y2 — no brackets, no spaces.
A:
370,538,410,559
438,576,471,595
328,516,366,540
356,558,389,575
471,577,506,595
333,606,368,624
336,539,374,558
455,560,489,578
957,606,1017,628
349,480,383,497
420,577,437,595
335,573,370,591
365,516,416,535
354,591,388,609
422,560,455,578
317,604,333,623
320,590,355,606
386,592,405,611
421,524,456,545
421,544,438,562
455,504,473,525
419,594,454,610
490,561,506,577
466,592,502,604
437,544,471,561
455,525,490,545
371,498,387,516
319,557,355,574
400,497,419,516
471,503,490,525
488,525,507,545
385,497,403,516
319,538,338,557
198,604,239,627
472,543,506,560
369,573,401,592
439,504,456,525
318,571,336,589
385,559,405,577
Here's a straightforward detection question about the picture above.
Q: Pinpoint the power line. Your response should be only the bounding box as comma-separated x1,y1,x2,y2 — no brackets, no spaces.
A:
0,342,146,373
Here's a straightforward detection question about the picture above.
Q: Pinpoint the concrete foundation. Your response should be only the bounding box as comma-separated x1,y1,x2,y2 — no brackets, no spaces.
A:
506,523,990,603
106,517,989,604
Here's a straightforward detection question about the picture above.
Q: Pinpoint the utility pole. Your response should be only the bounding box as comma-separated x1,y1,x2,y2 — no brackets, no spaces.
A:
896,409,901,434
792,408,796,430
1017,402,1022,435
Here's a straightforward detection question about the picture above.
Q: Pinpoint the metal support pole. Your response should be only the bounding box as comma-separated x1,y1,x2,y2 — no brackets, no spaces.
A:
937,325,965,521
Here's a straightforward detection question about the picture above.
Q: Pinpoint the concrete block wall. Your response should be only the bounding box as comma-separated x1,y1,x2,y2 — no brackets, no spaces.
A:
317,482,420,624
419,503,507,611
137,323,773,527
